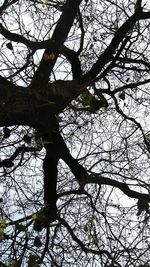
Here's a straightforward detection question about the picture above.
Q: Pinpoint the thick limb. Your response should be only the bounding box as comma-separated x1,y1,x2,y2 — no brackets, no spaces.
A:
43,144,59,212
51,130,88,185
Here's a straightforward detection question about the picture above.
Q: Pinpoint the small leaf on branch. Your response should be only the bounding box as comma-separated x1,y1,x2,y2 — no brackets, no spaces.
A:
32,213,37,221
6,42,13,50
137,199,149,216
80,91,93,106
83,224,89,232
23,134,32,144
34,236,42,247
119,92,125,100
43,52,55,61
3,159,14,168
3,127,11,139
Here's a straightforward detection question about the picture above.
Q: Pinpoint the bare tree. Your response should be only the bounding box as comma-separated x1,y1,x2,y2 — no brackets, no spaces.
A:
0,0,150,266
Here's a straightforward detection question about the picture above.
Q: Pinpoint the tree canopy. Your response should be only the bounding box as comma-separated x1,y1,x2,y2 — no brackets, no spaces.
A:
0,0,150,266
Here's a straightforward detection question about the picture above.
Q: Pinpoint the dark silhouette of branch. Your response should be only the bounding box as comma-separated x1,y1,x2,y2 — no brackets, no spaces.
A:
31,0,82,87
59,218,112,258
0,0,18,15
0,146,38,168
86,174,150,202
0,24,82,80
80,11,150,83
41,126,88,214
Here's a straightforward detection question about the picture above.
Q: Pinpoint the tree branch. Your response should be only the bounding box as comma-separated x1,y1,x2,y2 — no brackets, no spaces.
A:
113,78,150,94
49,130,88,185
80,11,150,83
86,174,150,202
43,139,59,213
59,218,112,258
31,0,82,87
0,0,18,15
0,24,82,80
0,146,38,168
